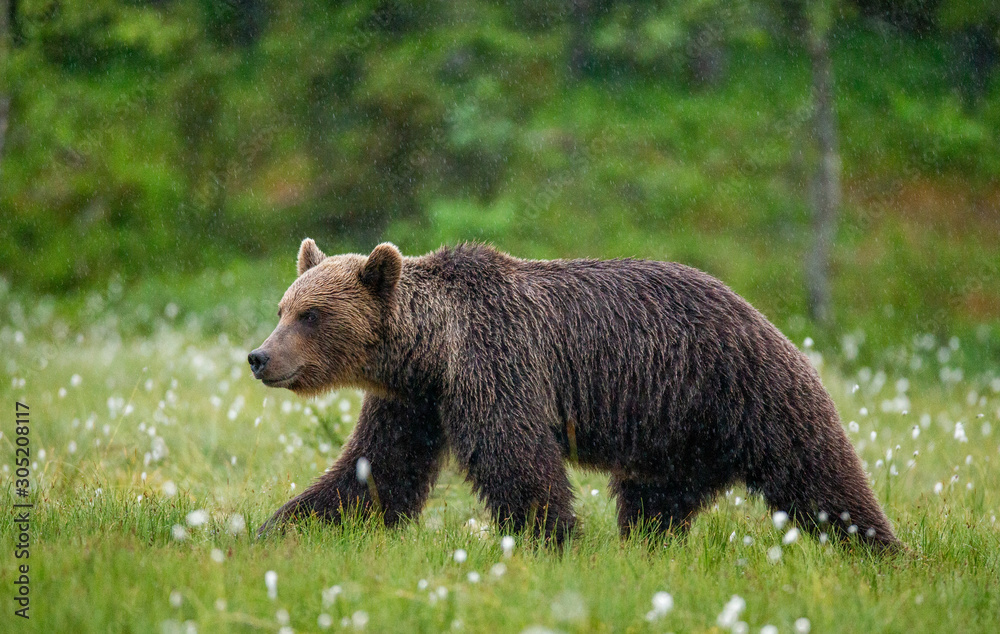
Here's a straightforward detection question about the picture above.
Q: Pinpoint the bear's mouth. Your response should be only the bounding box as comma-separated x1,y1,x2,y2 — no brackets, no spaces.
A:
262,369,300,387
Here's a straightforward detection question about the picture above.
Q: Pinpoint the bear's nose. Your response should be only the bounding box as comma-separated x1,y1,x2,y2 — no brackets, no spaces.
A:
248,349,270,377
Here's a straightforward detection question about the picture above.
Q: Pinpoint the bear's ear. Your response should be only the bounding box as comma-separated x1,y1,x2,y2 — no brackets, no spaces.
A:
297,238,326,276
360,242,403,299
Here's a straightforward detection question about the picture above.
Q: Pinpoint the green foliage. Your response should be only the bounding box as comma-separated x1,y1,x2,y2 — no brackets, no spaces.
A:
939,0,1000,28
0,0,998,341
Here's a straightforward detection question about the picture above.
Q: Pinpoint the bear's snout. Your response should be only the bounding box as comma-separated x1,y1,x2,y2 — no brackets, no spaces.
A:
248,349,270,378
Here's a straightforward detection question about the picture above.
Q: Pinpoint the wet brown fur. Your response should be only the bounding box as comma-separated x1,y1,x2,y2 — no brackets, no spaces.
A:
251,240,900,551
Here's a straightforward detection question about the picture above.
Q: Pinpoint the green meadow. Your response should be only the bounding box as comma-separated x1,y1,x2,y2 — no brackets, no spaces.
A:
1,271,997,633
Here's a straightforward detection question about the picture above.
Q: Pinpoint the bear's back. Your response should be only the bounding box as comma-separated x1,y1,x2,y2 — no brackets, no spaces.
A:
422,244,768,345
418,244,809,407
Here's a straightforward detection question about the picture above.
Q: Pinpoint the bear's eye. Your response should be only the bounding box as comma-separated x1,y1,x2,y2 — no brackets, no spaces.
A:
299,309,319,325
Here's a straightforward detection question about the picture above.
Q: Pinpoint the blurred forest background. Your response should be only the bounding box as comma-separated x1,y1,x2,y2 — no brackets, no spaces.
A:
1,0,998,360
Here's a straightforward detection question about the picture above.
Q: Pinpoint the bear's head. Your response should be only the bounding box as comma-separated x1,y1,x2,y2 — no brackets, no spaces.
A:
248,239,402,396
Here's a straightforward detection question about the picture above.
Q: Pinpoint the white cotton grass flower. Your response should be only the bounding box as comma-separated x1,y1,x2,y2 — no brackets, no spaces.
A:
467,571,481,583
323,585,343,606
645,591,674,621
318,613,333,629
501,535,515,557
716,595,746,629
551,590,588,623
265,570,278,600
652,591,673,613
171,525,188,541
186,509,209,527
772,511,789,530
761,625,778,634
351,610,369,629
453,549,467,564
210,548,224,563
162,480,178,497
767,545,782,563
169,590,183,608
490,563,507,577
795,618,812,633
276,608,290,624
215,598,227,612
227,513,246,536
954,422,968,442
356,457,371,483
466,518,491,539
783,527,800,544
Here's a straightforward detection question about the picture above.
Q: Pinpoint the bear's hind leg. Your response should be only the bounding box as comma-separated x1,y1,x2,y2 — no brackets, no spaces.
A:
610,476,710,540
749,428,900,551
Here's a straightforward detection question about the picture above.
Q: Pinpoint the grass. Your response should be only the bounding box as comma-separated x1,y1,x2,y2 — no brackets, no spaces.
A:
1,282,999,633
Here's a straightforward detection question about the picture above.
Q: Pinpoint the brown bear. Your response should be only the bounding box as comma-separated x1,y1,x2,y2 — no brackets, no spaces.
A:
249,239,899,550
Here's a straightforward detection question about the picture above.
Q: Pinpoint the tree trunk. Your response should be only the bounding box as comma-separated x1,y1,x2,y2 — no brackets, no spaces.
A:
0,96,9,170
0,0,10,177
687,23,728,88
805,16,840,326
567,0,591,79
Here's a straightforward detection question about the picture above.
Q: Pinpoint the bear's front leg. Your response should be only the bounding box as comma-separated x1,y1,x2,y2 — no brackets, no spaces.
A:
446,400,576,545
258,394,445,536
